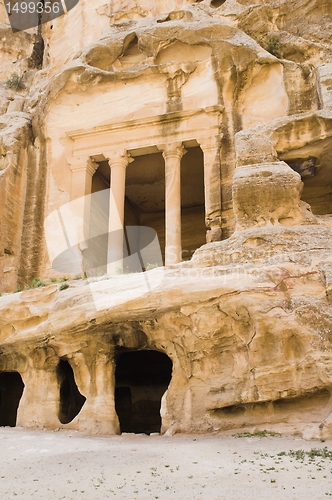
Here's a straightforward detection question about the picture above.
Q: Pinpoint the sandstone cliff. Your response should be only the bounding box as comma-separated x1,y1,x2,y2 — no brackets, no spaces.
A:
0,0,332,438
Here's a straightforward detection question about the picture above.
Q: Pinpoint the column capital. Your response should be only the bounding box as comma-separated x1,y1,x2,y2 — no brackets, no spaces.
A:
157,142,187,160
197,135,222,151
103,150,134,169
67,156,98,176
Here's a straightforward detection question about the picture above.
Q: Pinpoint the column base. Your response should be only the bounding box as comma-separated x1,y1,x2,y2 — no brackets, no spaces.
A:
206,227,222,243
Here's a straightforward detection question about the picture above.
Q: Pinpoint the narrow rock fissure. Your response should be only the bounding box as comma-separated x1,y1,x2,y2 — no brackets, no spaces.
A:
28,1,45,69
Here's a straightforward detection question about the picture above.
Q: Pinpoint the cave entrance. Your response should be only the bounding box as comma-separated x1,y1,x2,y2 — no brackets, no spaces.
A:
115,349,172,434
280,137,332,216
0,372,24,427
56,359,86,424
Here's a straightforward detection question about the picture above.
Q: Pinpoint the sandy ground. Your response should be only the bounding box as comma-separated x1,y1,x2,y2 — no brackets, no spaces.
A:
0,428,331,499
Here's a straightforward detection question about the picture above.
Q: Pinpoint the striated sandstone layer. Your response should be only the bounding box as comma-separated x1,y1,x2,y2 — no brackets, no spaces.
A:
0,0,332,437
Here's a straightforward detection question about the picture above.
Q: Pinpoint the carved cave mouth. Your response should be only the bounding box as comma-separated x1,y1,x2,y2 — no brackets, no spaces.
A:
282,143,332,215
123,35,139,55
115,349,172,434
286,157,317,179
57,360,86,424
211,388,331,421
211,0,226,7
0,372,24,427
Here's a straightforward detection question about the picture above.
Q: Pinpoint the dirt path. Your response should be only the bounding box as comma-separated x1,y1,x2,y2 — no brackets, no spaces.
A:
0,427,331,499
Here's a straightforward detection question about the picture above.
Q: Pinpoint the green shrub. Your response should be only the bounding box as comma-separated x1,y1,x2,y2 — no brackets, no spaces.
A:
265,36,281,58
4,73,25,90
302,66,311,78
59,283,69,291
288,449,306,461
116,267,133,274
233,430,281,438
26,277,47,289
146,263,159,271
278,447,332,461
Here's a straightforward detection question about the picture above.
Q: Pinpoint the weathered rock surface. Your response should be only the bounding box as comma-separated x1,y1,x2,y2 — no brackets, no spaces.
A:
0,0,331,437
1,226,332,438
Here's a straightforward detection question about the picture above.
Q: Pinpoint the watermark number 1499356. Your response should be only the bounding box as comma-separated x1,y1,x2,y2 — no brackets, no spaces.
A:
5,0,79,31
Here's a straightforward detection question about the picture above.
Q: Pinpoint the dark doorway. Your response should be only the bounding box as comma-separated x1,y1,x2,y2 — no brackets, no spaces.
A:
0,372,24,427
56,359,86,424
115,350,172,434
284,155,332,215
126,147,206,264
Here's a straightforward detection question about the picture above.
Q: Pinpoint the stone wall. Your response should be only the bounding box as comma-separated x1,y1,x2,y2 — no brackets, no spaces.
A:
1,224,332,438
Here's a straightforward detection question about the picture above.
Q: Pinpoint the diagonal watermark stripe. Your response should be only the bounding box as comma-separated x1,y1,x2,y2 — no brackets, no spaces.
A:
44,188,165,312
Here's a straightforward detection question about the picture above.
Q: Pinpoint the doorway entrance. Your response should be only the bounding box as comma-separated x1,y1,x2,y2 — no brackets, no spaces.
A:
0,372,24,427
115,350,172,434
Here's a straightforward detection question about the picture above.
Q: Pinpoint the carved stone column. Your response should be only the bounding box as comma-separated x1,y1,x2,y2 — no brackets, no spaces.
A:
16,347,60,430
158,143,186,265
68,156,98,201
104,150,133,274
67,156,98,259
197,136,223,243
68,350,120,435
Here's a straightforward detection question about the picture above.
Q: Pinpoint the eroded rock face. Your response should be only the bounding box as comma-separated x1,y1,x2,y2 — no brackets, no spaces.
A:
1,226,332,438
0,0,332,437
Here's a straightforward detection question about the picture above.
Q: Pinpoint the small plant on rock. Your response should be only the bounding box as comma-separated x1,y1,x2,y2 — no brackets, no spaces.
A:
116,267,134,274
4,73,25,90
146,263,159,271
265,36,281,58
26,277,47,289
59,282,69,291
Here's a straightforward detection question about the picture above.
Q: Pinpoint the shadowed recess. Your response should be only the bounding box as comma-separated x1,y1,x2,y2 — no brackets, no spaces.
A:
57,360,86,424
115,349,172,434
211,0,226,7
0,372,24,427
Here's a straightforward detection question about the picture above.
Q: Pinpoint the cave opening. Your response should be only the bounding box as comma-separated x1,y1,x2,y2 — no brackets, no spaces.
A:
280,136,332,216
115,349,172,434
211,0,226,7
56,359,86,424
0,372,24,427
